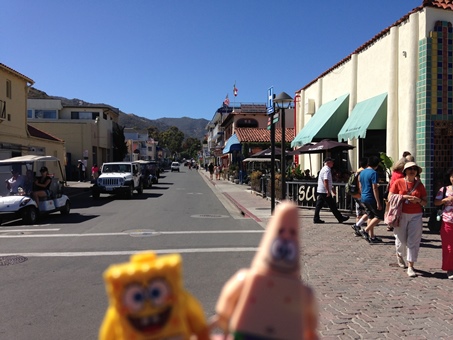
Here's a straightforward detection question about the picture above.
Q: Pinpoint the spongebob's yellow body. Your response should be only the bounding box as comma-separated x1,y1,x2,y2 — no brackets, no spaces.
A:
99,252,209,340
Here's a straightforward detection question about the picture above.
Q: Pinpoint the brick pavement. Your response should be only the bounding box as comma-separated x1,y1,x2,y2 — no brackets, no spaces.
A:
199,170,453,339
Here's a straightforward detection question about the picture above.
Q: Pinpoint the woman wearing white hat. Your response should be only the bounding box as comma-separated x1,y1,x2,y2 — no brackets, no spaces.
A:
388,162,427,277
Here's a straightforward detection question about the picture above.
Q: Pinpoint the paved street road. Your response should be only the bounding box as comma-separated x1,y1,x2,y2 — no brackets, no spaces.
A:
0,167,264,339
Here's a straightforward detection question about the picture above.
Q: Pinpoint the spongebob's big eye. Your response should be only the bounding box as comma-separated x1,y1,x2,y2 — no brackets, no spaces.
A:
148,278,171,306
123,283,145,312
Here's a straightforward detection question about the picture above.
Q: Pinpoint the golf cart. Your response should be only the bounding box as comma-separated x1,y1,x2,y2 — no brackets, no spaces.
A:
0,155,70,225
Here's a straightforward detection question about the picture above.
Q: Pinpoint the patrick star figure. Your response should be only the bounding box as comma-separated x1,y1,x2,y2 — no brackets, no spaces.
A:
212,201,318,340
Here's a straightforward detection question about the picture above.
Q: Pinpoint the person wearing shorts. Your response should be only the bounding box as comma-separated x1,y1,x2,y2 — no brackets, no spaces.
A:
358,156,384,243
352,157,369,236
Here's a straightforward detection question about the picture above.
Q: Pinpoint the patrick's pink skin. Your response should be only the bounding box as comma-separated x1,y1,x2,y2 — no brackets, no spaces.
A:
213,201,318,340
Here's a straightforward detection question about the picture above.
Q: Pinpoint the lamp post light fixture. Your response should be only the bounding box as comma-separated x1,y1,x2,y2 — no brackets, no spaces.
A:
274,91,293,201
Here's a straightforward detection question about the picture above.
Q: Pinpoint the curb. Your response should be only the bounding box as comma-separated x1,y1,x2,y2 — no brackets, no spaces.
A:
222,192,262,222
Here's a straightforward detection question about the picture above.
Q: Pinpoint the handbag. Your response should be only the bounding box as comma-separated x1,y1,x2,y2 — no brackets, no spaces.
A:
384,194,403,228
428,186,447,234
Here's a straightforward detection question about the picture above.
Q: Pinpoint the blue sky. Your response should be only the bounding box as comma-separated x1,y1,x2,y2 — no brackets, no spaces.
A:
3,0,422,121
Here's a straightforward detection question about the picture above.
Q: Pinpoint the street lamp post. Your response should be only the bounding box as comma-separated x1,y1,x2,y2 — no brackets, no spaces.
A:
274,92,293,201
270,107,276,213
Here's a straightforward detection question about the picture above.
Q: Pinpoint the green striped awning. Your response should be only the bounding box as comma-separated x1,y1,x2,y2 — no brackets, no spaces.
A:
338,93,387,142
291,94,349,148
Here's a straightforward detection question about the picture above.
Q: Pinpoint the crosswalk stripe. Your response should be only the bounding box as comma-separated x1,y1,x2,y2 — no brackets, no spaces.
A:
0,229,60,232
0,247,259,257
0,230,264,238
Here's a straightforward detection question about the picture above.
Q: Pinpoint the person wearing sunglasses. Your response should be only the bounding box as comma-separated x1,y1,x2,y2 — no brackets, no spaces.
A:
388,162,427,278
32,166,52,208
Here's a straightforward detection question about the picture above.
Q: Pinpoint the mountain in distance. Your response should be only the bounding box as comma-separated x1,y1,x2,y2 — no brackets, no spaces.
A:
119,113,209,140
28,87,209,140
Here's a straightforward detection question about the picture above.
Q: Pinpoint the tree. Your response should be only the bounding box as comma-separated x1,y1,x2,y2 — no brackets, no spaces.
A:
182,137,202,159
112,123,128,161
147,125,160,140
159,126,184,157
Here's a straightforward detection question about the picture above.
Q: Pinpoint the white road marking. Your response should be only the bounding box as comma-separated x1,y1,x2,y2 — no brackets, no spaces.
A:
0,230,264,238
0,247,259,257
0,229,60,233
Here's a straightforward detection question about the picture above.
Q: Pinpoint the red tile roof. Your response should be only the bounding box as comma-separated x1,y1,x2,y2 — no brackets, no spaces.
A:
235,127,295,143
28,124,64,142
424,0,453,10
298,1,452,92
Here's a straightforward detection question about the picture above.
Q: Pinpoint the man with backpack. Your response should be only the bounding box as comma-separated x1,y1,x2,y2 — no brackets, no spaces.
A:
313,157,350,224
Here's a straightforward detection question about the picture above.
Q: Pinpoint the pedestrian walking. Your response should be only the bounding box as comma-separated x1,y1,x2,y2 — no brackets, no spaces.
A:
219,164,223,180
434,167,453,280
389,161,427,277
208,162,214,180
313,157,349,224
389,154,415,189
351,157,369,236
77,160,86,182
215,165,220,180
385,154,415,231
358,156,384,243
92,163,99,181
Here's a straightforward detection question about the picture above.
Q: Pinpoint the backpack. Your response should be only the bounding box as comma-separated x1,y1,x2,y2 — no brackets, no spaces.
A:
345,172,360,198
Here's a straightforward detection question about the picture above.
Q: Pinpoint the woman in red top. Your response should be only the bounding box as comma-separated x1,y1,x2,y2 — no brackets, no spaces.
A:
389,162,427,278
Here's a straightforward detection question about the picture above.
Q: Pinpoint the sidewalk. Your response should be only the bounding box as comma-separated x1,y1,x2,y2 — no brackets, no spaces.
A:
198,170,273,227
198,169,453,339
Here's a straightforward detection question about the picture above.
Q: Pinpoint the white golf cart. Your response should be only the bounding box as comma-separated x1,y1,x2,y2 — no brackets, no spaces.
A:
0,155,71,225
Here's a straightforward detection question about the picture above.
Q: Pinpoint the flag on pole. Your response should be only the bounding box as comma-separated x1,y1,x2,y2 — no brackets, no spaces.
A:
223,94,230,106
233,82,238,97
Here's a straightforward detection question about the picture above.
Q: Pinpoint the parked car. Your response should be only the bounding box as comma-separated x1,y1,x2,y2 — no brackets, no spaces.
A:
135,160,159,188
0,155,71,225
92,162,142,199
148,160,160,181
171,162,180,172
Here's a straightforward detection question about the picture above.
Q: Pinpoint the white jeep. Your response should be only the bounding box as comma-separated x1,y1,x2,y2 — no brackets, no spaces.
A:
92,162,142,199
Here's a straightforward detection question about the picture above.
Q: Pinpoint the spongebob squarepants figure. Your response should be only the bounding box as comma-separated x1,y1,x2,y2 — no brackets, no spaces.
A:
99,252,209,340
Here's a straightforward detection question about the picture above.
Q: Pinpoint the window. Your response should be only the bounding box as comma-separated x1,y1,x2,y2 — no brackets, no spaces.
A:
71,111,98,120
32,110,57,119
6,80,11,99
0,100,6,120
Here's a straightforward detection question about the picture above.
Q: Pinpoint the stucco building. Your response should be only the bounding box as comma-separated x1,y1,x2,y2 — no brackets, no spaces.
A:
123,128,158,161
206,103,294,167
0,63,65,170
27,98,119,180
292,0,453,203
